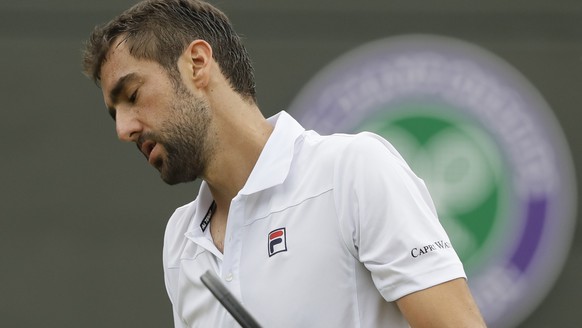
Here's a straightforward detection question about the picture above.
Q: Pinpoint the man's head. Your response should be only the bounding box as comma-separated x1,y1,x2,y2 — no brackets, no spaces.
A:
82,0,256,103
83,0,260,184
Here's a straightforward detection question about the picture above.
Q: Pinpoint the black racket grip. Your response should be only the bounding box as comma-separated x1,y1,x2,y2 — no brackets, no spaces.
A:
200,270,262,328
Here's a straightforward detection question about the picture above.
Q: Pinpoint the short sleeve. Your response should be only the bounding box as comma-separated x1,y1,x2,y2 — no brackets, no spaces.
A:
333,132,466,301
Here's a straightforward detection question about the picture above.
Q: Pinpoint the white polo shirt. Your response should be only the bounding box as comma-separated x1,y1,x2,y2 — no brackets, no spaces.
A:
163,111,466,328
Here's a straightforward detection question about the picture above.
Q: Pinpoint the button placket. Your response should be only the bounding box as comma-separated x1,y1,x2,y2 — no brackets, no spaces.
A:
221,196,244,300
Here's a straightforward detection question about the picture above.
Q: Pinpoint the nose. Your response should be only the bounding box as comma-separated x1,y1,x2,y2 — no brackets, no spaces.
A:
115,110,142,143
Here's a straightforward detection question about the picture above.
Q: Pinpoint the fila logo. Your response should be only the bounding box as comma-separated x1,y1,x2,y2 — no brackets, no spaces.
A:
268,228,287,257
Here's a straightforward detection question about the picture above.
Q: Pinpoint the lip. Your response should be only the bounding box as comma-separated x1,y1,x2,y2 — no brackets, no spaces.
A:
148,143,162,167
139,140,157,162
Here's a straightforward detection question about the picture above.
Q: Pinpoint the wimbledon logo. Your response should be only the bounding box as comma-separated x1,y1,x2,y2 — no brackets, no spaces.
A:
288,35,576,328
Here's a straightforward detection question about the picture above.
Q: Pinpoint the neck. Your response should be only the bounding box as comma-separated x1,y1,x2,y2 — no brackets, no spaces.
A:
203,103,273,214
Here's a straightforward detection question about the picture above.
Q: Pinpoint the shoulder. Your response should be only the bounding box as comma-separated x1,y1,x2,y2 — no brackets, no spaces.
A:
339,131,406,163
166,200,197,233
291,131,412,192
299,130,402,162
307,131,411,179
163,200,198,268
330,131,432,214
303,131,403,159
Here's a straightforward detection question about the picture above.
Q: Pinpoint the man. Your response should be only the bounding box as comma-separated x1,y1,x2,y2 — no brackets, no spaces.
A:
83,0,487,327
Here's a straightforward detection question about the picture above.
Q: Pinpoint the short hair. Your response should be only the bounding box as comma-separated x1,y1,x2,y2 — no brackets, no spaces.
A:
82,0,256,102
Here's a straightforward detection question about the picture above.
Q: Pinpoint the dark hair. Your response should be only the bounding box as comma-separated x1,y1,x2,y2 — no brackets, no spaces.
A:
82,0,256,102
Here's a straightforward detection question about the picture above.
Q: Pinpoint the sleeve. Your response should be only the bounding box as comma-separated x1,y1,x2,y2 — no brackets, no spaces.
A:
333,132,466,302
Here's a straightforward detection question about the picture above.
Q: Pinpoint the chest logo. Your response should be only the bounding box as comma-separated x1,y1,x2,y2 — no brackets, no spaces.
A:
268,228,287,257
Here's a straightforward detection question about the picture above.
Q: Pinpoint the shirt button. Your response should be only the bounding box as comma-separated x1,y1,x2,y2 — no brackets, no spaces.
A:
225,272,233,282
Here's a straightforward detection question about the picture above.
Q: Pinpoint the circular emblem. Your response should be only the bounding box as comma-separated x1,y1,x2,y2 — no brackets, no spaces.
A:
288,34,576,327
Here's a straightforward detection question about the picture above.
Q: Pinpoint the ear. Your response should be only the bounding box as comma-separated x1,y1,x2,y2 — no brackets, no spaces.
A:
183,39,213,88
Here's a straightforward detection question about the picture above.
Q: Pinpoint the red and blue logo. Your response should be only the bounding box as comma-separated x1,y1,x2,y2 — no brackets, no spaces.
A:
268,228,287,257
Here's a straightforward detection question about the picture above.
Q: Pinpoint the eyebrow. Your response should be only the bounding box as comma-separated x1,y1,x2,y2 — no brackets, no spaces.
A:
107,73,139,119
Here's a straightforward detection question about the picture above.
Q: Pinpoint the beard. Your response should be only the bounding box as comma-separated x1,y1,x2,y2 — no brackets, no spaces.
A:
144,82,214,185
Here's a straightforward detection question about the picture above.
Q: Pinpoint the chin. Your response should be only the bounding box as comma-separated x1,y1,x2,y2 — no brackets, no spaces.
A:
160,169,199,186
160,172,181,186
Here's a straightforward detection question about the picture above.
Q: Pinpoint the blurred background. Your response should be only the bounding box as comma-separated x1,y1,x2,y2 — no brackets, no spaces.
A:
1,0,580,327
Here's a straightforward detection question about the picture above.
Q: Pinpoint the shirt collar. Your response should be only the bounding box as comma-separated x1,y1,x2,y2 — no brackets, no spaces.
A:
238,110,305,196
186,111,305,239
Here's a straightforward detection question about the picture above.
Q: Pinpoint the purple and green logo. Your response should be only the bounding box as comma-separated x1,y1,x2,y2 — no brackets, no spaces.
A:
288,35,576,328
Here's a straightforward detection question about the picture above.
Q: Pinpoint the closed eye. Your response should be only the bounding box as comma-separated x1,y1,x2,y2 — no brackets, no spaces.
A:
129,89,138,103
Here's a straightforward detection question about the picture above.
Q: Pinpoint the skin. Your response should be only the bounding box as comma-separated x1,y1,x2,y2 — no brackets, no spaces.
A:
99,36,486,327
397,278,487,327
100,37,273,251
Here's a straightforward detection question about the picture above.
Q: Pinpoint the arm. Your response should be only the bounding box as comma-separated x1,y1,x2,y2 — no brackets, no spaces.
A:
396,278,487,328
334,134,484,326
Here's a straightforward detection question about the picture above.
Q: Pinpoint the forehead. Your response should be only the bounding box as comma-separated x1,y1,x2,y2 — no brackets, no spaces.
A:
100,39,137,90
99,38,168,100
